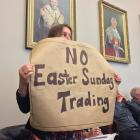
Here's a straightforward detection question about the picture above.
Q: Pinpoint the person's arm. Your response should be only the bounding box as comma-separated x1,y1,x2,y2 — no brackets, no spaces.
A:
16,64,34,113
16,89,30,113
115,101,125,117
18,64,34,96
114,92,126,119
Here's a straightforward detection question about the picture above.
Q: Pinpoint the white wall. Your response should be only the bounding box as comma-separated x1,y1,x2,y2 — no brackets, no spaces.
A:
0,0,30,128
0,0,140,128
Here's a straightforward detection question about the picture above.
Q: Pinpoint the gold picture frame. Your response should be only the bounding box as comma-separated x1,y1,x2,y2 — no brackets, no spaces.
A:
99,0,130,63
26,0,76,49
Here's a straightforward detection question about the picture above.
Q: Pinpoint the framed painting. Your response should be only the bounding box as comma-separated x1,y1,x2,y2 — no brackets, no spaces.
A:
26,0,76,49
99,0,130,63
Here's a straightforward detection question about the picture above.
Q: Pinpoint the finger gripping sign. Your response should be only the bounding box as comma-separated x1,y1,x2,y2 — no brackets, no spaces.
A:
29,37,117,131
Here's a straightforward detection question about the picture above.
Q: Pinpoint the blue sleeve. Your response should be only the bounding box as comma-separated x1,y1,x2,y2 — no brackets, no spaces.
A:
16,89,30,113
114,102,124,119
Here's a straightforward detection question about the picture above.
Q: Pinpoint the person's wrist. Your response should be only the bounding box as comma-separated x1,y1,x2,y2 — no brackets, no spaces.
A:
18,82,28,97
18,88,27,97
18,76,29,96
19,76,29,84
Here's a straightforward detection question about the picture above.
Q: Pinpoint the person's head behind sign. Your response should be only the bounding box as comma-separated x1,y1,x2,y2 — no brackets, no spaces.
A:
48,24,72,40
16,23,104,139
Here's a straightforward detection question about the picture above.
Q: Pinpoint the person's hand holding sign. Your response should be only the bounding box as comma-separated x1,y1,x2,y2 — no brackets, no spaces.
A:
18,64,34,96
83,127,102,138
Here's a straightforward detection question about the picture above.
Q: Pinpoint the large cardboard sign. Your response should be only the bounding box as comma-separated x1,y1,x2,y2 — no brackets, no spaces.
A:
29,38,117,131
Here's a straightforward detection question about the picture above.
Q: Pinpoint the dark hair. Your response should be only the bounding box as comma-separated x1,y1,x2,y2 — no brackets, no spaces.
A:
48,24,72,38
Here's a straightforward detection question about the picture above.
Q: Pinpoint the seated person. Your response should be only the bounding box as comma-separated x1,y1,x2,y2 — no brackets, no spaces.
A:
114,91,140,140
125,87,140,126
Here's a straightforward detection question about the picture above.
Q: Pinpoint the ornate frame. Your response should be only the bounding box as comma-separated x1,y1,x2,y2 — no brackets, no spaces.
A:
99,0,130,63
26,0,76,49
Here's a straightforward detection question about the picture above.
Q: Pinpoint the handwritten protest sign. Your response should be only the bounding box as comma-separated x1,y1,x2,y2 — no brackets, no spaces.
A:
29,37,117,131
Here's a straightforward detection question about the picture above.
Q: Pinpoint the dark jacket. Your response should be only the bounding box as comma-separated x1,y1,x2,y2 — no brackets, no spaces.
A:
114,101,139,132
126,100,140,126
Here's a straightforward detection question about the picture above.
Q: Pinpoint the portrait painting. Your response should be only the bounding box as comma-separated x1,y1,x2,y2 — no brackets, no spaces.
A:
99,0,130,63
26,0,76,49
